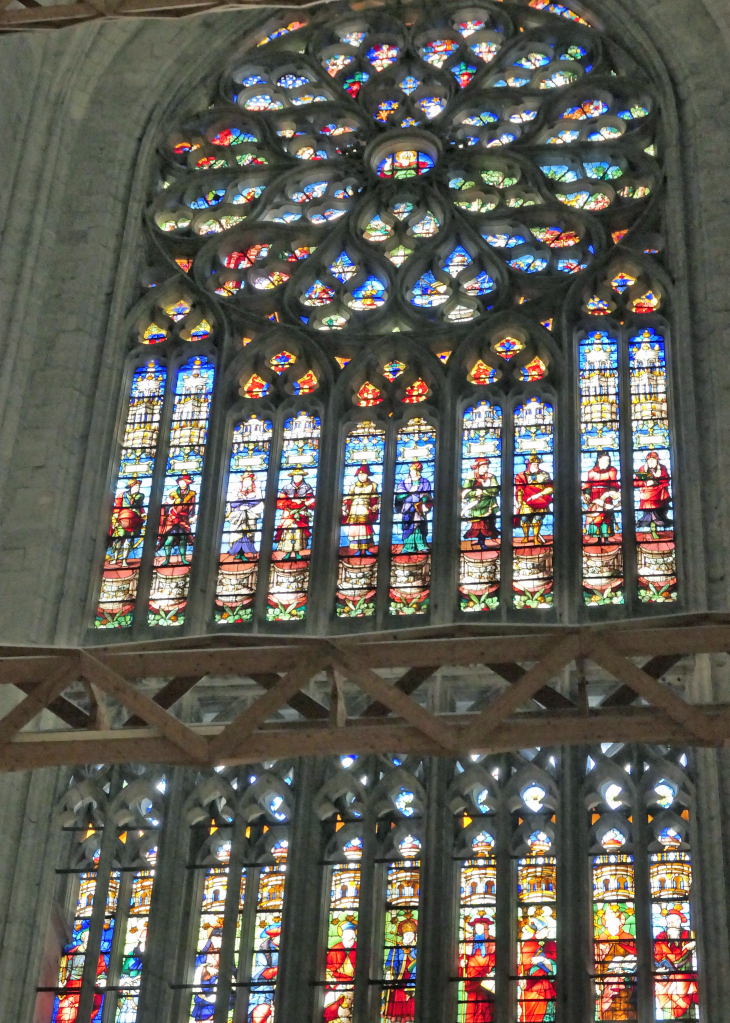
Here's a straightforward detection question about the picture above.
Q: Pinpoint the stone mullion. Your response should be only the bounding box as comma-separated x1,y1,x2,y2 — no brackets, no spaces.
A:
634,754,655,1023
76,768,121,1023
558,746,589,1023
138,766,191,1023
275,757,327,1023
213,815,248,1023
307,386,338,633
352,765,378,1023
494,755,512,1023
415,757,452,1023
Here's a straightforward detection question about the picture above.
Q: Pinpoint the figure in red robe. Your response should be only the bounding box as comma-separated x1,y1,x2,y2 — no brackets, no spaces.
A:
653,907,697,1019
109,478,145,564
383,913,417,1023
326,920,357,983
634,451,672,540
518,907,556,1022
582,453,620,539
274,471,316,559
514,455,553,544
157,474,196,564
461,913,496,1022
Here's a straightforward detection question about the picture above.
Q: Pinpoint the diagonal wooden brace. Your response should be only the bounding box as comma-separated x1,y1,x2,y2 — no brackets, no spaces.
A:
330,646,459,754
80,652,208,763
0,661,80,745
461,635,581,749
588,638,720,744
214,655,327,760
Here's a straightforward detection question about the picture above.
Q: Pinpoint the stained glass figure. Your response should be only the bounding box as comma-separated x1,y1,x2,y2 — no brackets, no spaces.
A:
457,832,497,1022
215,416,273,624
97,362,166,629
330,253,358,282
303,280,336,306
516,831,557,1022
390,418,435,615
592,850,637,1021
422,39,460,68
246,840,289,1023
324,54,354,77
411,271,449,307
444,246,473,277
381,836,421,1023
337,422,385,617
460,401,502,612
323,839,363,1021
188,848,233,1021
376,150,435,179
148,356,215,626
580,331,623,605
367,43,400,71
267,411,321,620
52,872,100,1022
115,869,156,1022
513,399,554,608
650,830,698,1020
348,276,387,310
452,63,478,88
629,329,676,602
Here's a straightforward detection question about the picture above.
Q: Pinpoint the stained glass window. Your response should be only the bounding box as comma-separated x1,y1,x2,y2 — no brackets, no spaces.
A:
215,415,273,624
460,401,502,612
337,422,385,618
100,0,680,626
516,821,556,1020
148,356,215,626
267,411,321,621
322,836,362,1020
513,399,554,609
390,418,435,615
381,834,421,1023
43,770,163,1023
580,331,623,605
457,831,497,1022
246,840,289,1022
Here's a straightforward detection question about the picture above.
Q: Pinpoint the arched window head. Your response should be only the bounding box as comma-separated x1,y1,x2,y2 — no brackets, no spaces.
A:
96,0,676,631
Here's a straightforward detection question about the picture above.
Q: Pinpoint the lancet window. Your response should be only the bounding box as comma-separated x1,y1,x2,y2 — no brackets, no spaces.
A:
42,749,698,1023
94,0,679,632
40,767,164,1023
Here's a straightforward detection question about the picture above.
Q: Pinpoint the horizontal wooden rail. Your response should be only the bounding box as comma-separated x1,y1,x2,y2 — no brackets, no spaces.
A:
0,614,727,772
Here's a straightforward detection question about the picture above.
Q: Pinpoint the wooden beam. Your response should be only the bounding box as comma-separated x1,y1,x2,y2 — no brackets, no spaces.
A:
462,635,581,747
3,704,729,773
587,640,719,743
248,672,328,721
361,665,437,718
331,648,459,754
599,654,683,708
215,656,326,759
15,682,89,730
0,663,79,745
79,652,208,763
467,663,576,712
124,675,202,727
